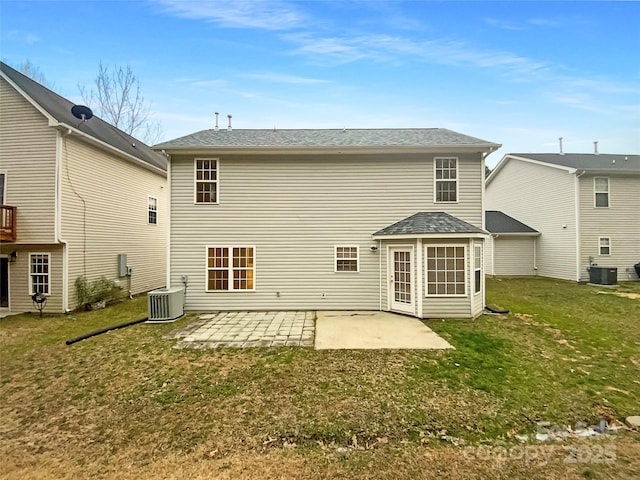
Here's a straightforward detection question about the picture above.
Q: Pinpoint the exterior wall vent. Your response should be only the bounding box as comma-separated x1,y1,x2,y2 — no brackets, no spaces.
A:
147,287,185,322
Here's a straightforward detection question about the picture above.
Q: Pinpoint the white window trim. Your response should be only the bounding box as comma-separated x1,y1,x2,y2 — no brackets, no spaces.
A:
594,177,610,208
598,237,611,256
194,158,219,205
474,244,482,295
334,245,360,273
424,244,467,297
434,157,459,204
205,245,256,292
29,252,51,296
147,196,158,224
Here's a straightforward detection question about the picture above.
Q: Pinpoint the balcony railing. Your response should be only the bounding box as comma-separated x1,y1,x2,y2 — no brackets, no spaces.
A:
0,205,16,242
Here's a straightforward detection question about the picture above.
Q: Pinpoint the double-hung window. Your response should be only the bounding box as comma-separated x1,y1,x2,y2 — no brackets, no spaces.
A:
435,157,458,202
599,237,611,256
206,246,255,291
474,245,482,294
335,246,359,272
594,177,609,208
148,196,158,224
425,246,466,296
29,253,50,295
195,159,218,204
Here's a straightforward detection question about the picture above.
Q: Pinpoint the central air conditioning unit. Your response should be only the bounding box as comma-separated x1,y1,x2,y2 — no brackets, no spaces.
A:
588,266,618,285
147,287,185,322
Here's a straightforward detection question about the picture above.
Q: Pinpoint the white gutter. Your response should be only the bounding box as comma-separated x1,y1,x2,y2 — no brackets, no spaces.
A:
373,232,490,240
155,144,502,157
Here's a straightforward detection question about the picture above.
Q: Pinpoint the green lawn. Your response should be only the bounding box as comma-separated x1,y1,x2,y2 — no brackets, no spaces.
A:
1,277,639,479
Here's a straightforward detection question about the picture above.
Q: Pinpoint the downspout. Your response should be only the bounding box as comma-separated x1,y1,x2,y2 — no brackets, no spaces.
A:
378,238,382,312
533,236,537,275
574,170,586,281
416,238,423,318
56,131,70,312
163,151,172,288
492,234,498,277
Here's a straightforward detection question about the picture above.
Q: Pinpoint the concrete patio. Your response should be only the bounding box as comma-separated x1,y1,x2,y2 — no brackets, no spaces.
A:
166,310,453,350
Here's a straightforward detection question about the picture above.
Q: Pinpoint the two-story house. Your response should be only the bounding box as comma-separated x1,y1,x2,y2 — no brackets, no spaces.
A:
485,153,640,282
0,62,168,314
154,127,500,319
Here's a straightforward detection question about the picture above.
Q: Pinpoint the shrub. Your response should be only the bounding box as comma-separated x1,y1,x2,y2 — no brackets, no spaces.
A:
74,276,123,309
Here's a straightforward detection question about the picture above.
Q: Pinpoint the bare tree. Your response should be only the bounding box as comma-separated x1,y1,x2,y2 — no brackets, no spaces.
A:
79,63,163,145
17,59,54,88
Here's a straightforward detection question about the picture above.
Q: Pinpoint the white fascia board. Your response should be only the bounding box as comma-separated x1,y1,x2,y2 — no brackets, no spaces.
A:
57,123,167,177
373,232,490,240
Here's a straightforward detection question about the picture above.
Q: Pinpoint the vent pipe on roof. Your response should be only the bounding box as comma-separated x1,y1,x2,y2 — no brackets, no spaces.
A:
214,112,219,131
559,137,564,155
227,114,232,131
594,141,599,155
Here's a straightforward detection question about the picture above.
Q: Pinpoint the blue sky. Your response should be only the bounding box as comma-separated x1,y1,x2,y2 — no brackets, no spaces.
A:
1,0,639,166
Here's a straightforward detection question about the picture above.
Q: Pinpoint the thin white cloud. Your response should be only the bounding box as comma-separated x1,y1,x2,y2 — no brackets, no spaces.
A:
153,0,305,30
286,32,551,78
241,72,330,85
6,30,40,44
484,18,525,31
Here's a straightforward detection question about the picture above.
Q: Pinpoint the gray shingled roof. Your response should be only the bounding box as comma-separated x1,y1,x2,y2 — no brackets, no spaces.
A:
1,62,166,172
509,153,640,173
154,128,499,150
485,211,539,234
373,212,486,237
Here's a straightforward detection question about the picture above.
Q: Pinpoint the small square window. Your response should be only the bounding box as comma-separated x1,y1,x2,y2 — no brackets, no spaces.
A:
599,237,611,256
335,246,359,272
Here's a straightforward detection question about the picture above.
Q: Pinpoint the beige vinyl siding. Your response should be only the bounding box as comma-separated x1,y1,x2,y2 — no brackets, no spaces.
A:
5,244,63,313
0,78,57,244
485,159,577,281
492,237,536,276
578,174,640,281
61,135,167,308
170,153,484,312
484,236,495,276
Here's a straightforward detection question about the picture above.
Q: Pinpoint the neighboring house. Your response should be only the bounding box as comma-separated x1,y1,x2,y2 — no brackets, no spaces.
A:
154,127,500,319
484,210,540,276
485,153,640,282
0,62,167,314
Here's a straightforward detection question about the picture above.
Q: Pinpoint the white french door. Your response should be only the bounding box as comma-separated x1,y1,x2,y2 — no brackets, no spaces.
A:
389,247,414,314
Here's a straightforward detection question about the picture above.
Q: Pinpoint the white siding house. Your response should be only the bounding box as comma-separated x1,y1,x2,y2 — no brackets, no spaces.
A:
155,128,500,319
485,153,640,282
484,211,539,277
0,62,167,314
